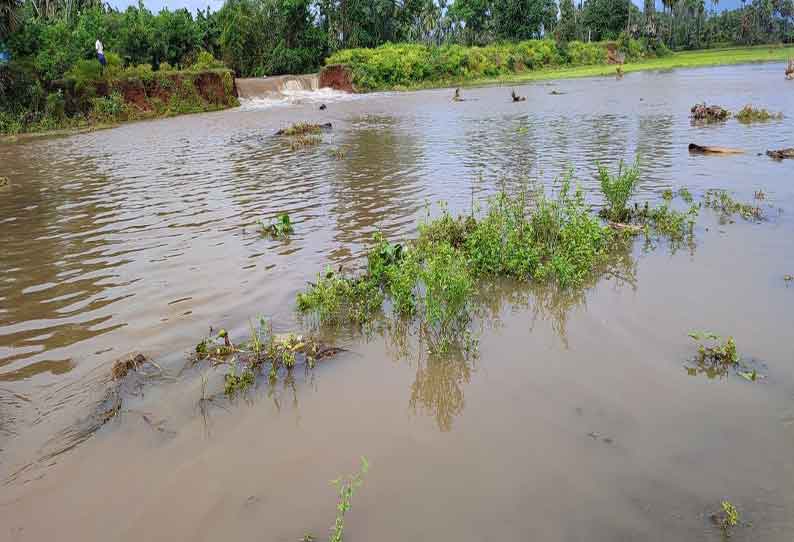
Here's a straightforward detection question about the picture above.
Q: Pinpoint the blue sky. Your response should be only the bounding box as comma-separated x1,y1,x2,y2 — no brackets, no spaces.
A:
107,0,744,15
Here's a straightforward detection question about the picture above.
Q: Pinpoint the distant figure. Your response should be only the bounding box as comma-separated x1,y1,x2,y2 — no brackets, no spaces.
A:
786,59,794,80
452,88,464,102
511,89,526,102
319,104,327,111
95,39,106,69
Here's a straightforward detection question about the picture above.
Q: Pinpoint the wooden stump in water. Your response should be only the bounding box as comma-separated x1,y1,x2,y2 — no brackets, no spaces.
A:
688,143,744,155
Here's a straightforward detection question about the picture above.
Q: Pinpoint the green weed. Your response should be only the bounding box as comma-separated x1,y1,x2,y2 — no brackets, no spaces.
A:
278,122,323,136
735,105,783,123
329,457,369,542
259,213,294,238
704,190,763,221
224,362,255,397
662,189,674,201
679,187,694,203
597,158,641,223
715,500,740,535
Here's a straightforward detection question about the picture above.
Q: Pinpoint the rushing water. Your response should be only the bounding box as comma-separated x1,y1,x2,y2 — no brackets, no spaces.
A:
1,63,794,541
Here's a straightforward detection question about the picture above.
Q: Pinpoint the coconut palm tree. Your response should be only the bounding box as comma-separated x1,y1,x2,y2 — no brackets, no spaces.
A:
1,0,20,40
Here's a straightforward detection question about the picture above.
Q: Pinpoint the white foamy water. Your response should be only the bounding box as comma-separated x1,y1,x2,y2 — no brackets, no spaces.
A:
239,87,363,111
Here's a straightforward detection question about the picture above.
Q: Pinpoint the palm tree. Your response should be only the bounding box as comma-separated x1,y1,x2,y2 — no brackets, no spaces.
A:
1,0,20,40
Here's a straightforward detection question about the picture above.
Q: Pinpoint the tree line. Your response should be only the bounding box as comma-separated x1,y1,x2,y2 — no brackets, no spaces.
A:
1,0,792,81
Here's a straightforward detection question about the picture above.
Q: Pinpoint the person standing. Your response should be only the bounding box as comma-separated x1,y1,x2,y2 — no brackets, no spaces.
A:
95,39,106,69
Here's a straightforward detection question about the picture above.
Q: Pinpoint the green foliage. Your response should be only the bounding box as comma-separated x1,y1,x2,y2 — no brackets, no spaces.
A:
259,213,294,238
90,90,126,122
564,41,607,65
720,500,740,532
224,362,255,396
688,331,740,365
735,104,783,123
45,90,65,119
298,170,614,340
597,158,641,223
329,457,369,542
190,49,225,70
703,189,763,221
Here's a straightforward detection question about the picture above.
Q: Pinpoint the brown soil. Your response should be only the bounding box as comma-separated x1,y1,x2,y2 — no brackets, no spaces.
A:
320,64,355,92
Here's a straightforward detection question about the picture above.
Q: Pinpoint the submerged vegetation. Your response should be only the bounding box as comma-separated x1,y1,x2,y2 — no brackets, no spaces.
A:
735,105,783,123
297,164,717,349
703,189,764,222
686,332,761,381
329,457,369,542
598,158,641,222
259,213,294,238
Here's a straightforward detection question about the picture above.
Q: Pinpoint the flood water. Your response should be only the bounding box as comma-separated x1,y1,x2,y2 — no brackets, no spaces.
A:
1,63,794,541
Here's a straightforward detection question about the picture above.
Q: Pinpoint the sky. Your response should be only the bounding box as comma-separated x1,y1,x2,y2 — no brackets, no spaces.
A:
107,0,745,15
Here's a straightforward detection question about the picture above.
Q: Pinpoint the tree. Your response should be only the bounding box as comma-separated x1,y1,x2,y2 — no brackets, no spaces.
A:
449,0,493,44
1,0,20,39
492,0,558,40
556,0,579,41
582,0,630,40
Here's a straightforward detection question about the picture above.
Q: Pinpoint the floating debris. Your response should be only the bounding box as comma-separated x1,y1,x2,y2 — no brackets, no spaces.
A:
319,104,327,111
511,89,526,102
688,143,743,155
549,89,565,95
786,58,794,80
452,88,464,102
0,176,8,187
690,103,730,122
766,148,794,160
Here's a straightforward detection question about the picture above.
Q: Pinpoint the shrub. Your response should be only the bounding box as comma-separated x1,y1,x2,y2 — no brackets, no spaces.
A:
565,41,608,65
597,158,641,222
90,91,126,122
190,50,225,71
45,91,65,119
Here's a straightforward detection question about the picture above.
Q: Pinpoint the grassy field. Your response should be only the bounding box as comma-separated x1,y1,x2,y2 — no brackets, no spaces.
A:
376,45,794,91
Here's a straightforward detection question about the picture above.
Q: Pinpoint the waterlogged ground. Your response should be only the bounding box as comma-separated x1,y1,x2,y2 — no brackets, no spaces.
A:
1,63,794,541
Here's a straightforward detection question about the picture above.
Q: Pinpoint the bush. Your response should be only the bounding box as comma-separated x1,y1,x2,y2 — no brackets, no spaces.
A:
597,158,641,222
565,41,607,65
327,39,607,90
190,50,225,71
90,91,126,122
45,91,65,119
65,59,102,90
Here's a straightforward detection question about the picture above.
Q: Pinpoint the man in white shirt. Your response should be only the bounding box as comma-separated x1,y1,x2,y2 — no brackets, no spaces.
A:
95,39,106,68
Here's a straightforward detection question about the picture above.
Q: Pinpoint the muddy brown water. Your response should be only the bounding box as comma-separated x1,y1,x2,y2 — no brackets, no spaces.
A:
2,63,794,541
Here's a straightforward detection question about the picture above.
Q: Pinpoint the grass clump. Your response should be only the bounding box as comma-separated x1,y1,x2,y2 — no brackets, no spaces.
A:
678,187,694,203
278,122,323,136
298,171,615,347
289,134,323,149
297,268,385,325
597,158,641,223
735,105,783,123
259,213,294,238
704,189,763,221
635,202,699,246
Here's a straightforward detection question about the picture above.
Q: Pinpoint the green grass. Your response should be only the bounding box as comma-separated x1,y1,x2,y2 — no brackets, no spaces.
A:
339,44,794,91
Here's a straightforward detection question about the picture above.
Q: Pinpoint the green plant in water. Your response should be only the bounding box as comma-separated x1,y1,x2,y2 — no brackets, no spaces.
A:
735,105,782,123
297,267,384,325
679,187,693,203
259,213,294,238
662,188,674,201
329,457,369,542
597,157,641,222
718,500,740,534
279,122,323,136
704,190,763,222
224,362,255,396
688,331,740,365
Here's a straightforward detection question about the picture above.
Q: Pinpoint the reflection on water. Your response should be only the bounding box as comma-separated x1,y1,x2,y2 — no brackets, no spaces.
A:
2,62,794,477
